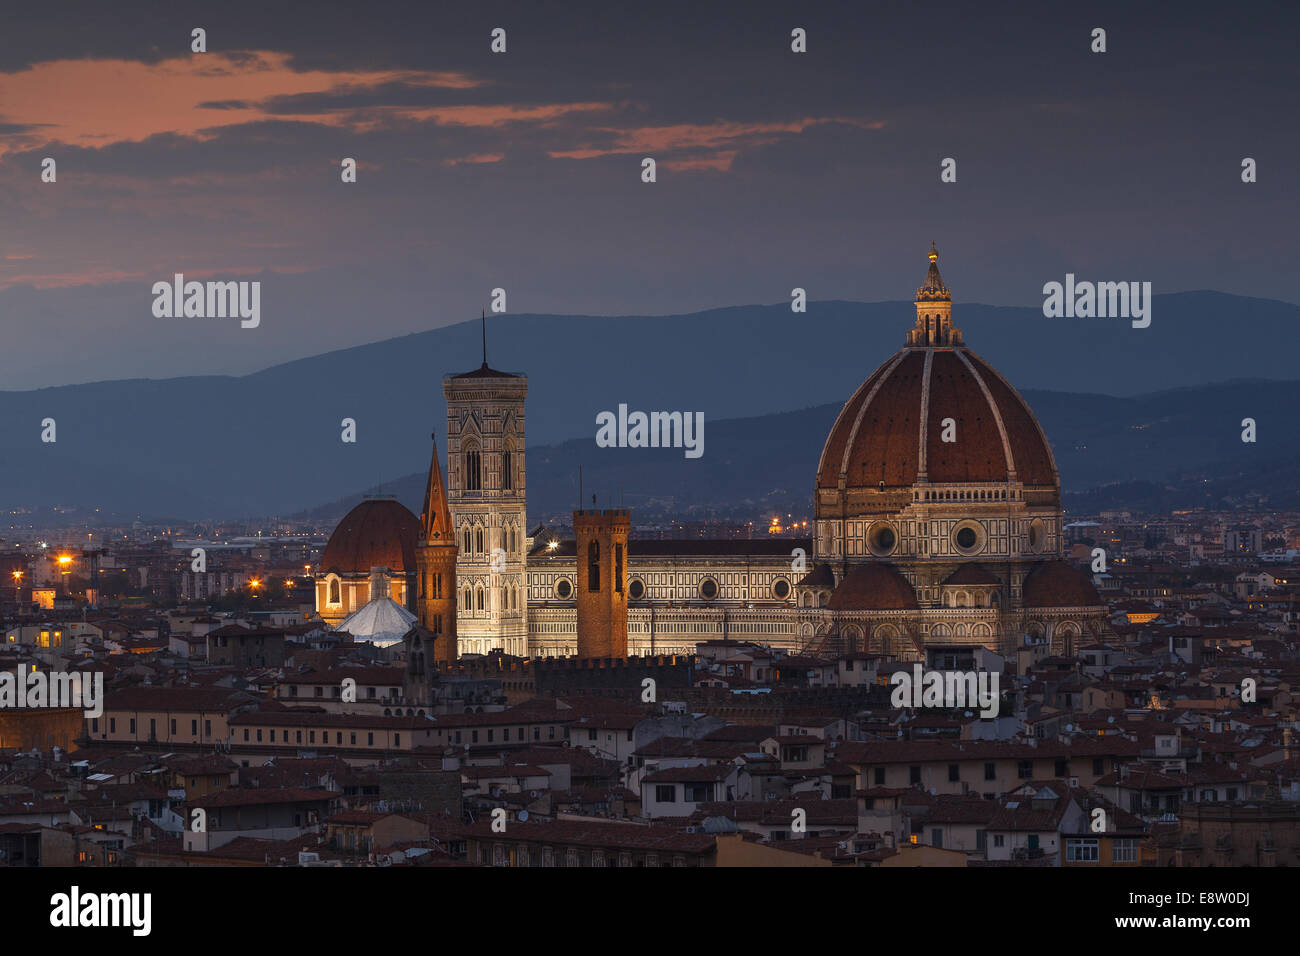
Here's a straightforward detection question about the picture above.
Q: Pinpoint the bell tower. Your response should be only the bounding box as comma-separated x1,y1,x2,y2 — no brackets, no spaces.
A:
574,507,630,659
444,317,529,657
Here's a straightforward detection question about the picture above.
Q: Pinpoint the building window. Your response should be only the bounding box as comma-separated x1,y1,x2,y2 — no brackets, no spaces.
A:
466,448,482,491
588,541,600,592
1112,839,1137,863
329,578,341,604
655,785,676,803
1018,760,1033,779
1066,838,1099,863
984,762,996,781
502,450,512,490
615,544,623,593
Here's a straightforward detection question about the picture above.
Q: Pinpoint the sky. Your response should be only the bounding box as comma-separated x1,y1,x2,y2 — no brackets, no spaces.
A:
1,0,1296,389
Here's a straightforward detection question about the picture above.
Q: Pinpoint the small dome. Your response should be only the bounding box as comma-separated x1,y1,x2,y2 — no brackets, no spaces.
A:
827,564,919,611
1022,562,1102,608
944,563,1001,586
321,498,421,575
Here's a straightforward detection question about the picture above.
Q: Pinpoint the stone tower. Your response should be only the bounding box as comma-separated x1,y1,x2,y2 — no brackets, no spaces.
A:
574,508,630,659
415,433,458,665
443,337,528,657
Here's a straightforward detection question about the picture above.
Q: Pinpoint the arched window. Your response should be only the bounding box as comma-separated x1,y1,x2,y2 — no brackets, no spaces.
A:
502,449,513,491
615,543,624,594
588,540,600,592
476,586,485,611
463,528,472,553
328,579,341,604
465,445,482,491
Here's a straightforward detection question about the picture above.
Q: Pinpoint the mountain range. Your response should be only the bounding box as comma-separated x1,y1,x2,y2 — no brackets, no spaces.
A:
0,291,1295,520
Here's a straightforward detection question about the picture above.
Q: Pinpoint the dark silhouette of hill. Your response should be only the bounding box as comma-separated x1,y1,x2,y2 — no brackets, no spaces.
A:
0,291,1295,518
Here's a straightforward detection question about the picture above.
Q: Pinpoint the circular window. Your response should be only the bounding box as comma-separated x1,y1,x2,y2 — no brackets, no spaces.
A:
699,578,718,600
772,578,791,600
628,578,646,600
868,521,898,556
952,521,984,555
554,578,573,600
1028,518,1045,552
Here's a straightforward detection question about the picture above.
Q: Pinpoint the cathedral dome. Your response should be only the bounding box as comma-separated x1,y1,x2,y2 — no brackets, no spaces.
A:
816,247,1057,494
321,497,421,575
1022,561,1102,608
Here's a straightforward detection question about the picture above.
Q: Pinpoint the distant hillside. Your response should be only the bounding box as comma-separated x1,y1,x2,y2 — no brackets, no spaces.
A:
304,379,1300,525
0,291,1296,518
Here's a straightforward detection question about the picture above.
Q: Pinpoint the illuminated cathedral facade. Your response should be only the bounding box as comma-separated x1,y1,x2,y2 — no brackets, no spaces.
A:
316,247,1110,662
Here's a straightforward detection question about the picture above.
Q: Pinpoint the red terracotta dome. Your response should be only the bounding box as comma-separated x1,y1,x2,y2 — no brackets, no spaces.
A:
321,497,421,575
1022,561,1102,608
827,564,919,611
817,348,1057,489
816,246,1057,493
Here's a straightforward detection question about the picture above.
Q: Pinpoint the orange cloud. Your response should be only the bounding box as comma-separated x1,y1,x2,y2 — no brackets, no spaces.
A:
0,52,612,156
548,117,885,170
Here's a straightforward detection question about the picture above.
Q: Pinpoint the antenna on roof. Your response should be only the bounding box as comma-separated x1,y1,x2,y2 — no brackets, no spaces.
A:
578,466,582,510
481,310,487,368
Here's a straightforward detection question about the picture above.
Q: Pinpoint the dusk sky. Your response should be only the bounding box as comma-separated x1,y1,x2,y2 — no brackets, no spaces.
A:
1,0,1296,389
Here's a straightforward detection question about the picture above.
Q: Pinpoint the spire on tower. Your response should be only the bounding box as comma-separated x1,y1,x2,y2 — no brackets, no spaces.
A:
916,242,950,301
421,432,453,542
907,243,961,347
481,310,487,369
